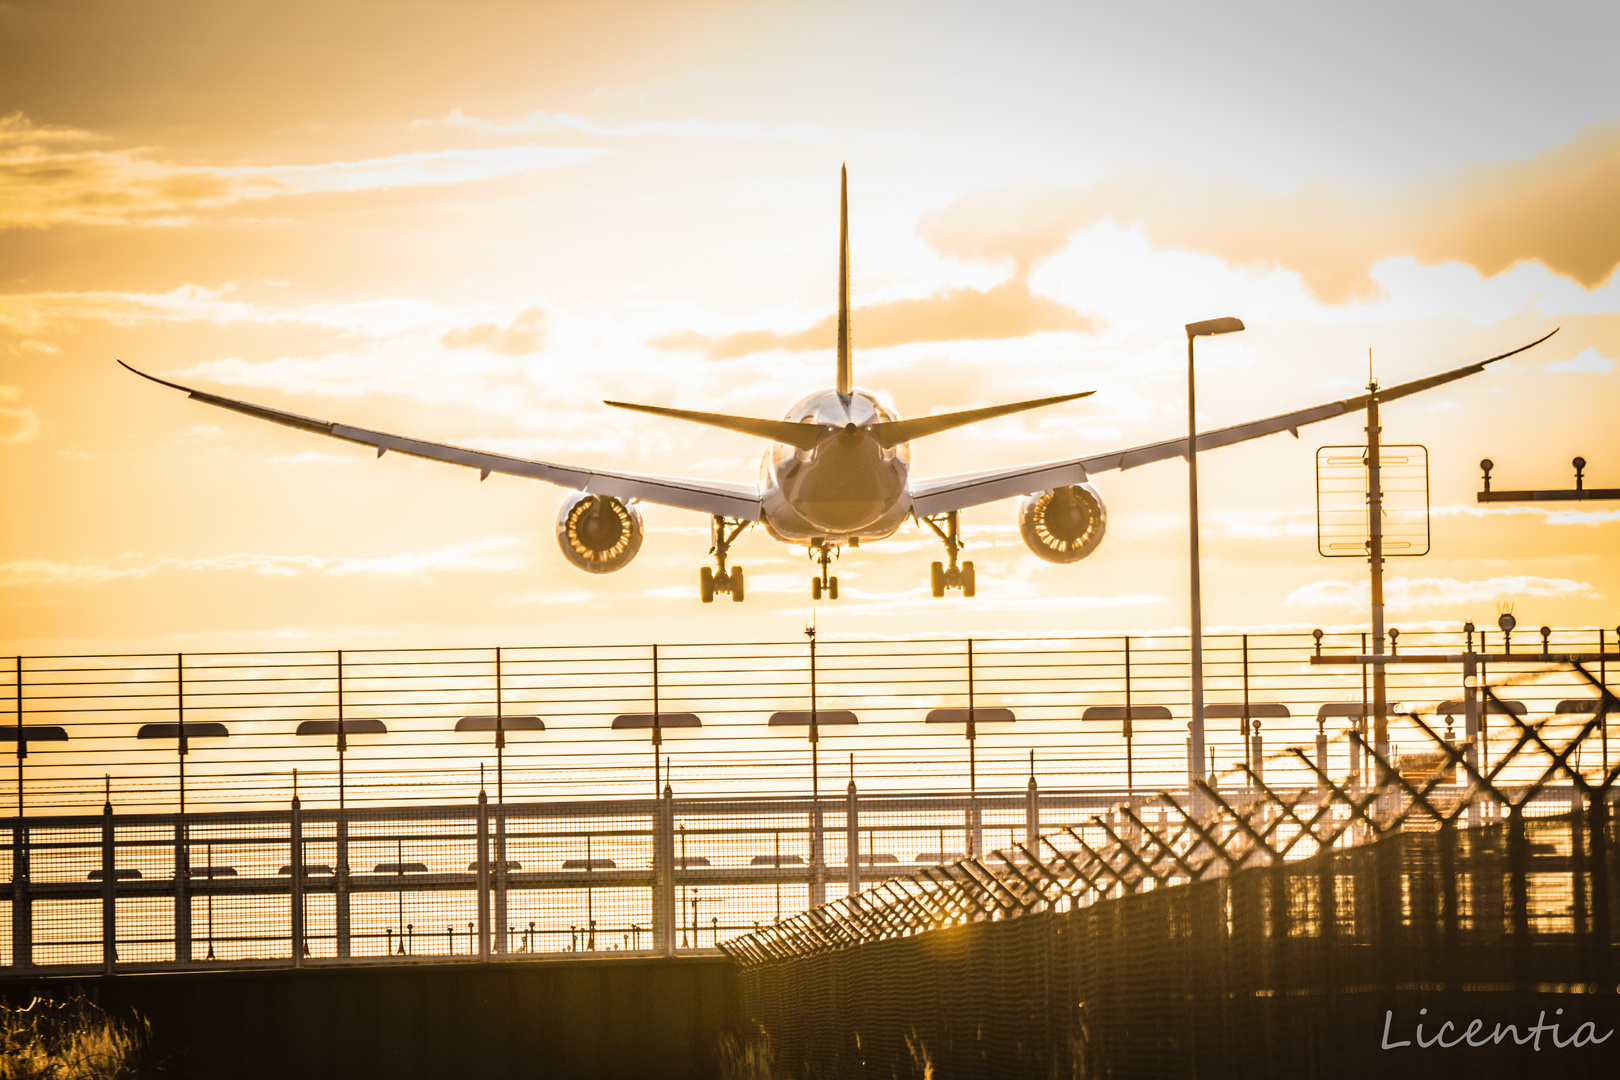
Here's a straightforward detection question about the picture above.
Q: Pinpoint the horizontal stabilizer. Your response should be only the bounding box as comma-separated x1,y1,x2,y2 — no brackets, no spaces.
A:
604,400,833,451
868,390,1094,449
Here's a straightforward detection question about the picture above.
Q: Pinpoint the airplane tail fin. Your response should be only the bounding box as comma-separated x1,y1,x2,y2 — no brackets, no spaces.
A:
836,163,852,396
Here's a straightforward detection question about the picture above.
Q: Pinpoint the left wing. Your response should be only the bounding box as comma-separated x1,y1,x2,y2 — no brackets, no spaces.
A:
909,331,1556,518
119,362,764,520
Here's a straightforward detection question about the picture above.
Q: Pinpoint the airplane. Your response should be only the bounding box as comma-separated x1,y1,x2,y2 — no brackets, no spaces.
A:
121,167,1557,603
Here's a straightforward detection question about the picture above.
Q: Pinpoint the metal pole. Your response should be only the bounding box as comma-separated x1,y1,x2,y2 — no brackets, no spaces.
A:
1025,750,1039,846
1187,332,1207,793
1366,378,1389,755
1124,636,1133,794
101,778,115,975
845,756,859,897
290,781,304,966
334,649,349,958
1602,628,1609,771
175,653,190,963
336,649,346,810
476,785,490,961
13,656,20,818
967,638,979,858
652,645,662,796
1241,633,1252,784
494,647,507,955
809,625,823,907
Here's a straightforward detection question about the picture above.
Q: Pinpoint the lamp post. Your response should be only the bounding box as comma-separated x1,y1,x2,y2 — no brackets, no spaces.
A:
1184,316,1245,796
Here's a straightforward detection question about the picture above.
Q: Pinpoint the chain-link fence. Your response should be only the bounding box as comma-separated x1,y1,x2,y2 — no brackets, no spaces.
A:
724,664,1619,1078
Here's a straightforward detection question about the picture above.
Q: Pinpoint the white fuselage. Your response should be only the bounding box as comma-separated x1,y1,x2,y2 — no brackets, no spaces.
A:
759,388,912,544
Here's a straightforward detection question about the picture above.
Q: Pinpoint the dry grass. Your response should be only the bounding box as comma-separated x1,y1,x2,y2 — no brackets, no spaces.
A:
718,1023,779,1080
0,994,155,1080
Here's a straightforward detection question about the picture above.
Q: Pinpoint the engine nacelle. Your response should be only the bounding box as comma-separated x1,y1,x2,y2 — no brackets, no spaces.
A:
1019,483,1107,564
556,492,644,574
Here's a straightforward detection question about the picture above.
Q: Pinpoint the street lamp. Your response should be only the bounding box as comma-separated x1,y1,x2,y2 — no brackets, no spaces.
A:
1184,316,1244,795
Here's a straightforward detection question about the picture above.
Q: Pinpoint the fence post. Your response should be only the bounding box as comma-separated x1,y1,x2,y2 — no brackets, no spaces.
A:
1250,727,1264,786
476,789,491,961
1025,759,1039,846
101,791,115,975
494,806,508,955
335,810,350,958
1463,652,1480,827
653,784,676,955
11,823,30,968
290,794,304,966
174,817,191,962
845,774,859,897
1315,723,1328,796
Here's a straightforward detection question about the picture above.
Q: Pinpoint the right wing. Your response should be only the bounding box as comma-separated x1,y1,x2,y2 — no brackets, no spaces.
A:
120,362,764,521
909,330,1557,518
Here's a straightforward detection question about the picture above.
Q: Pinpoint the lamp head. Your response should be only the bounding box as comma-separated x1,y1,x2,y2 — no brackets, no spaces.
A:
1186,316,1245,338
1498,611,1516,633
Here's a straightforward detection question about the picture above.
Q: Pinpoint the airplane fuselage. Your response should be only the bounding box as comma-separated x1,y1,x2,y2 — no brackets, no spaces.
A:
759,388,912,544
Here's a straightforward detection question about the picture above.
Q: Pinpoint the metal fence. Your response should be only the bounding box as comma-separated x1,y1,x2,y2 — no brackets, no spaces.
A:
722,665,1620,1079
4,783,1189,973
4,628,1617,814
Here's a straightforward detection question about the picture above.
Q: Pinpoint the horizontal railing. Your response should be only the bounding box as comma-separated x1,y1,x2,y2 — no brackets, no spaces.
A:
3,786,1177,972
3,628,1616,814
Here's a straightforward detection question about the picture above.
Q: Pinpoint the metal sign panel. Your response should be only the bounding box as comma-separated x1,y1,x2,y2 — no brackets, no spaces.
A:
1315,444,1430,558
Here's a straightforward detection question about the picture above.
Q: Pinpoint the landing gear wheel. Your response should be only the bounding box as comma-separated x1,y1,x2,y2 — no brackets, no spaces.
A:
812,576,823,600
828,576,838,600
703,515,751,604
925,512,976,597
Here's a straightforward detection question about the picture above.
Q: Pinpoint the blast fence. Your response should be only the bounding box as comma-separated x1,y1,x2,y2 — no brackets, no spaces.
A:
722,666,1620,1079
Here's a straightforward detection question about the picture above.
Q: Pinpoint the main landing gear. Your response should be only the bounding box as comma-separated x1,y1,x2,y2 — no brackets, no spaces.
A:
700,516,749,603
810,541,839,600
922,510,975,598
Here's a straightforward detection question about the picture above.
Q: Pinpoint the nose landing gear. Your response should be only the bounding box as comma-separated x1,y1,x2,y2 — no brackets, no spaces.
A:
922,510,975,598
809,541,839,600
700,516,749,603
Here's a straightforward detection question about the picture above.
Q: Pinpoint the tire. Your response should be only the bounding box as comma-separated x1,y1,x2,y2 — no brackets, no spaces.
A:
730,566,745,603
961,560,976,598
812,576,822,600
930,561,945,598
700,566,715,603
828,576,838,600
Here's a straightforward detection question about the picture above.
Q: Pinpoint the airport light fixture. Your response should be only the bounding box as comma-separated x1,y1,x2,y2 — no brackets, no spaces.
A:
1185,316,1245,791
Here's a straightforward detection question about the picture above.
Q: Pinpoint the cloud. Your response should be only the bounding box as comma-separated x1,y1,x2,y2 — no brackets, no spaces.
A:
440,306,547,355
657,280,1095,359
921,121,1620,302
1548,348,1616,373
1433,503,1620,527
1286,574,1597,610
0,537,528,587
0,386,40,443
422,108,834,142
0,112,603,230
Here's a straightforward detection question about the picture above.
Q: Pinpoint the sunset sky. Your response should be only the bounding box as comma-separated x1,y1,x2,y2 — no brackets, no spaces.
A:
4,0,1619,659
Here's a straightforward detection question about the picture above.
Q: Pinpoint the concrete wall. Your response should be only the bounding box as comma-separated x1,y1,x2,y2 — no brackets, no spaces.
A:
2,956,741,1080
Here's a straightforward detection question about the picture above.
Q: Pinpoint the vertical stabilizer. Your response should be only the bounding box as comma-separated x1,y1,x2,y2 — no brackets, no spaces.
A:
836,164,852,396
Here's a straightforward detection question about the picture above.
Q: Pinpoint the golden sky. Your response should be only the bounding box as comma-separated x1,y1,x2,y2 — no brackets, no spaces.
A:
3,0,1619,658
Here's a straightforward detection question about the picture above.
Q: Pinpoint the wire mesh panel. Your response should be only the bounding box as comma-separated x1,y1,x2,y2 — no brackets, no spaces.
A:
725,687,1620,1080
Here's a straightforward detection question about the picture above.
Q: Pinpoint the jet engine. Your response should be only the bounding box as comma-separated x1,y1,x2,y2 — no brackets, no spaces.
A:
556,492,644,574
1019,483,1107,564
